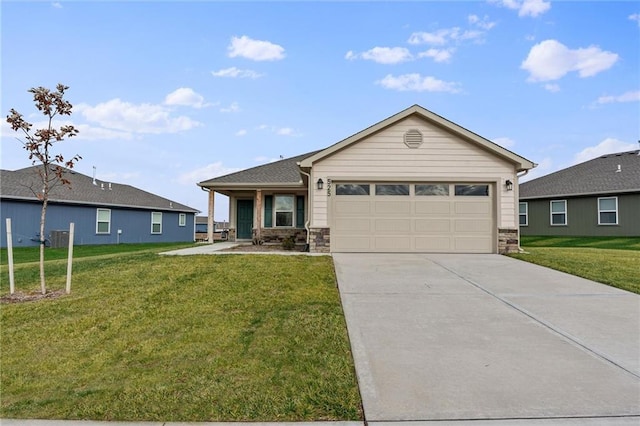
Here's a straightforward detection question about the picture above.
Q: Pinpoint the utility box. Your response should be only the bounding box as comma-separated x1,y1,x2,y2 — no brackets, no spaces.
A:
49,230,70,248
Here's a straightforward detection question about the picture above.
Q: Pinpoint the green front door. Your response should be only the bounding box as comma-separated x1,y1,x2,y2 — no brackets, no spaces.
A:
236,199,254,240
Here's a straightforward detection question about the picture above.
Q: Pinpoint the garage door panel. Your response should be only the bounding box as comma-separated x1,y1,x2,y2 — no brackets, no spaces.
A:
374,236,412,251
333,236,371,251
415,201,451,215
454,237,494,252
375,201,411,215
414,218,451,233
415,236,452,251
454,219,492,233
375,219,411,233
335,200,370,215
335,217,370,232
454,201,490,215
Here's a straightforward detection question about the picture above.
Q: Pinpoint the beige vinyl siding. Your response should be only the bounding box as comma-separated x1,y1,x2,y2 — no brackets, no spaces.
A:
311,116,517,228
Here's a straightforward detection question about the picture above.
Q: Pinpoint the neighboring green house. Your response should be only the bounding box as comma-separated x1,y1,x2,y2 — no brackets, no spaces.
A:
519,150,640,237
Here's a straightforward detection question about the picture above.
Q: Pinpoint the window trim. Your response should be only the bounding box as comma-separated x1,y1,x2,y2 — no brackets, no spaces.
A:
519,202,528,227
151,211,163,234
550,200,567,226
96,208,111,234
597,196,618,225
274,195,295,228
178,213,186,227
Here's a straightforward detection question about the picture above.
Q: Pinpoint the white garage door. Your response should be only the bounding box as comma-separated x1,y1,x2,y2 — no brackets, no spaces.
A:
331,183,494,253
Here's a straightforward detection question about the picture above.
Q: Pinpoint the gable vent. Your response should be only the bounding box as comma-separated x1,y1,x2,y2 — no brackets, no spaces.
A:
404,129,423,149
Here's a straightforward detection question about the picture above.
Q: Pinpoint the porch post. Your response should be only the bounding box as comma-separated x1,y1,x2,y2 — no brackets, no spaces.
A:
207,189,215,243
254,189,262,241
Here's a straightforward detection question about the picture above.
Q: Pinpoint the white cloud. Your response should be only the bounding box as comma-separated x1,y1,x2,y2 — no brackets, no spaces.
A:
257,124,300,136
408,28,484,46
376,74,462,93
521,39,619,82
76,99,202,134
492,137,516,148
573,138,638,164
211,67,263,79
220,102,240,113
235,129,247,136
276,127,295,136
2,118,133,141
520,156,553,182
418,48,454,63
544,83,561,92
348,47,413,64
596,90,640,105
51,2,62,8
491,0,550,18
468,14,496,30
630,13,640,27
164,87,211,108
227,35,285,61
178,162,241,185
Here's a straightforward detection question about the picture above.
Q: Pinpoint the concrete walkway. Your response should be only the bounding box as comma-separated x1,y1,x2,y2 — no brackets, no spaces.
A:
333,253,640,424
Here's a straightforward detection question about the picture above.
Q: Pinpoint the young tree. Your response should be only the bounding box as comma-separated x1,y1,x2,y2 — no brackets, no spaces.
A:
6,84,81,294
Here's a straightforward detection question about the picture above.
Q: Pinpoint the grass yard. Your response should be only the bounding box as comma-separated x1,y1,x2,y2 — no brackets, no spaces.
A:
0,250,362,421
511,236,640,294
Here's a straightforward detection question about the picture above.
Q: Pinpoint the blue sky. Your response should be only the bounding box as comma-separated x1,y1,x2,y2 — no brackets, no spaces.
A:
2,1,638,220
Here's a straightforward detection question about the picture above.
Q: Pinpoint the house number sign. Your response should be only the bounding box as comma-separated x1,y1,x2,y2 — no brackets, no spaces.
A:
327,179,332,197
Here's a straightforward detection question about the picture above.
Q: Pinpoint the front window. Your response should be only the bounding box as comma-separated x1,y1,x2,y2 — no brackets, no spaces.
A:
96,208,111,234
519,202,528,226
598,197,618,225
550,200,567,225
179,213,186,227
275,195,294,227
151,212,162,234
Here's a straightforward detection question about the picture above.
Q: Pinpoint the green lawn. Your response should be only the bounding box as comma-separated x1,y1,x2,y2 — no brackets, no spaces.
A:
511,236,640,294
0,250,362,421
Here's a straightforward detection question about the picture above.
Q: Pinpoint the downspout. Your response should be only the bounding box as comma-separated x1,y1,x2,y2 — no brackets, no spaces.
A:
298,167,312,252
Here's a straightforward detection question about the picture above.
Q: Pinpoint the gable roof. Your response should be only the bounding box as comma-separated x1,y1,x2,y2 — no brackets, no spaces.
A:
520,150,640,199
197,150,320,189
0,166,199,213
299,104,535,172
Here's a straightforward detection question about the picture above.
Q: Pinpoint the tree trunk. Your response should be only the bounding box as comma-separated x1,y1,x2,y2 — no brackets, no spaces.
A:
39,197,47,295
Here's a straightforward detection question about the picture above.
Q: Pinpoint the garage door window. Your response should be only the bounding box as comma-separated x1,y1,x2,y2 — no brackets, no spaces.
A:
455,185,489,196
416,184,449,196
336,184,370,195
375,184,409,195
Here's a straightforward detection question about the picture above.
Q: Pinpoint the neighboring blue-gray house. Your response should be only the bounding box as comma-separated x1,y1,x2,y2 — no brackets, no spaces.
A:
519,150,640,237
1,166,199,247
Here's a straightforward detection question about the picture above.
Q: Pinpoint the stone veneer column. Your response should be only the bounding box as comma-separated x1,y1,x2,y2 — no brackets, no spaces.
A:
498,228,519,254
254,189,262,242
309,227,331,253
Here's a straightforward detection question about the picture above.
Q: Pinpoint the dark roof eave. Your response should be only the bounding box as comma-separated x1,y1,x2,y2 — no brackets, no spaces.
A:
520,188,640,200
199,182,306,190
0,195,200,213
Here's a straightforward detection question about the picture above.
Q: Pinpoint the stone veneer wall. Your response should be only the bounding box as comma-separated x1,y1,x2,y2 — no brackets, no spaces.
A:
309,227,330,253
498,228,519,254
255,228,306,245
228,228,236,242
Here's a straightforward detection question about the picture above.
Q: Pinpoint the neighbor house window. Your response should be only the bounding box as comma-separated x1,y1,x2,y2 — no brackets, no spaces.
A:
598,197,618,225
336,184,370,195
455,184,489,196
416,184,449,196
519,202,528,226
179,213,186,227
151,212,162,234
96,208,111,234
275,195,294,227
550,200,567,225
375,184,409,195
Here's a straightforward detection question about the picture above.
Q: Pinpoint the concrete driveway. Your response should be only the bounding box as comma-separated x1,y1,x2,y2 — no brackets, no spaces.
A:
333,254,640,424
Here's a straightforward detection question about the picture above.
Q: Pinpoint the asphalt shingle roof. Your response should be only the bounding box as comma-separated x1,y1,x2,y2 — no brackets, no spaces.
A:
520,150,640,199
198,151,320,186
1,166,199,212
